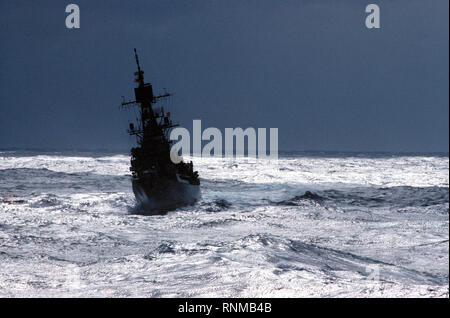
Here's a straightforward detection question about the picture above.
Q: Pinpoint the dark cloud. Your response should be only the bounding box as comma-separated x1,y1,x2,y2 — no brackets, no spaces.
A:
0,0,448,152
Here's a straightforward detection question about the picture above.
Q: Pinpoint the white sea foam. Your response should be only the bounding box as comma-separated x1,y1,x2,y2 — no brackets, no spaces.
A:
0,151,448,297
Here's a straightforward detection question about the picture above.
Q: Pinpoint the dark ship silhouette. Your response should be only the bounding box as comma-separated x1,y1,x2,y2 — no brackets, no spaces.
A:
122,49,200,211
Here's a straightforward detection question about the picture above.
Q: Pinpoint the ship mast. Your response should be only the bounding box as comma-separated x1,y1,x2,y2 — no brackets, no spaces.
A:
122,49,178,144
120,48,200,189
134,48,144,87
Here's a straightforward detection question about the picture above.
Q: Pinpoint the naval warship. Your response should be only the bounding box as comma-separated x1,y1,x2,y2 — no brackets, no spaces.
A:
121,49,200,210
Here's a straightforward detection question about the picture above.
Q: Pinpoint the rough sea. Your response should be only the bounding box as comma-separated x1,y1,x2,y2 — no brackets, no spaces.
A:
0,150,448,297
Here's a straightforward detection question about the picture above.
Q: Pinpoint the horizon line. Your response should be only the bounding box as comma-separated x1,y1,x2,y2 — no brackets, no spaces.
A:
0,147,448,156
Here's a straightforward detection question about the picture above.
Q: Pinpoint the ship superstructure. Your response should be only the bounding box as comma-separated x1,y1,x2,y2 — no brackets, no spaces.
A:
122,49,200,210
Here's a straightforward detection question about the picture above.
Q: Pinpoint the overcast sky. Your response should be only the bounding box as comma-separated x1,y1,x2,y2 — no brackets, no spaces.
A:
0,0,448,152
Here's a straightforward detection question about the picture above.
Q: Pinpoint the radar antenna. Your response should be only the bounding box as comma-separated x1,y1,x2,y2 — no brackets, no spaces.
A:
134,48,144,86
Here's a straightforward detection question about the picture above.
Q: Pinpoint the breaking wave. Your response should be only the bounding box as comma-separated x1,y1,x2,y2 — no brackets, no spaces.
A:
0,151,448,297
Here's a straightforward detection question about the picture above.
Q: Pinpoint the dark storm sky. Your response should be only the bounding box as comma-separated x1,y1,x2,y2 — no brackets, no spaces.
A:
0,0,448,152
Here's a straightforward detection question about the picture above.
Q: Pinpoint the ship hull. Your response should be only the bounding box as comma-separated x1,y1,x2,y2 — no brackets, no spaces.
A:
132,175,200,211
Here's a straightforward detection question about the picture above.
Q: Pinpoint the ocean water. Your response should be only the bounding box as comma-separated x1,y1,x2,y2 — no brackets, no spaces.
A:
0,150,448,297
